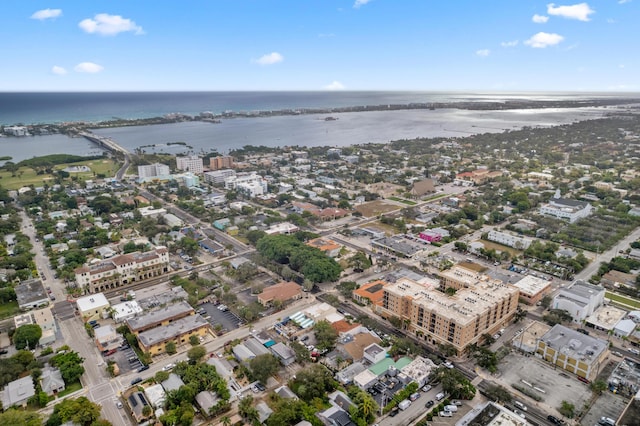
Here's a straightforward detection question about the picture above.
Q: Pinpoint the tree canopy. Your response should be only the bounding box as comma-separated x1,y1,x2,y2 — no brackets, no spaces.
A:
313,320,338,352
249,353,280,384
13,324,42,350
256,234,341,283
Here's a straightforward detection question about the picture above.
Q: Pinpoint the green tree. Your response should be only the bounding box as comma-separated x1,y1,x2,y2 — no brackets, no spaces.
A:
166,341,177,355
590,379,607,395
540,294,553,309
50,397,101,426
313,320,338,351
13,324,42,350
155,371,170,383
348,251,372,272
558,400,575,418
50,350,85,384
189,335,200,346
187,345,206,363
0,410,41,426
249,353,280,384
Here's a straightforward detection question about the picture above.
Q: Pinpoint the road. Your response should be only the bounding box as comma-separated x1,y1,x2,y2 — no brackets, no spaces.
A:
574,225,640,282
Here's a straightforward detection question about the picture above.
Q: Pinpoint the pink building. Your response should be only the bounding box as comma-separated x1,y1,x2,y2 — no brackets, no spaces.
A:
419,231,442,243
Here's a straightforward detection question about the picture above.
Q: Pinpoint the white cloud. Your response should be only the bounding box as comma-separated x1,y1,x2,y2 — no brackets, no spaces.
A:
354,0,372,8
532,14,549,23
501,40,519,47
547,3,595,21
476,49,490,57
31,8,62,20
524,32,564,48
74,62,104,73
79,13,144,36
619,64,625,68
618,0,631,4
51,66,67,75
253,52,284,65
324,81,345,90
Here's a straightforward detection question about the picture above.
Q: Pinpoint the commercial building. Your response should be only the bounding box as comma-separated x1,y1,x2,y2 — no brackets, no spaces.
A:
456,401,529,426
138,163,170,180
126,301,194,334
539,189,593,223
224,173,268,197
76,293,111,320
257,281,303,307
175,155,204,174
378,276,519,354
204,169,236,185
209,155,234,170
306,237,342,258
15,278,48,311
512,275,551,305
536,324,608,381
75,247,170,293
553,280,605,323
352,280,387,306
137,315,210,355
487,230,533,250
112,301,144,323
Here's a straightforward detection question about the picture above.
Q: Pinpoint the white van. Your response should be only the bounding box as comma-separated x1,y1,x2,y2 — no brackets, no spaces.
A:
398,400,411,411
514,401,527,411
435,392,445,401
444,405,458,413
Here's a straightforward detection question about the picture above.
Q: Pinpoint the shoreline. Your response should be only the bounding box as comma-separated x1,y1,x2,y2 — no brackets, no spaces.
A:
3,97,639,136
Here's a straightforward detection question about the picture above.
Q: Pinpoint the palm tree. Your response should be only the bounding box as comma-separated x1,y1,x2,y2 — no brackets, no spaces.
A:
358,395,377,419
221,415,231,426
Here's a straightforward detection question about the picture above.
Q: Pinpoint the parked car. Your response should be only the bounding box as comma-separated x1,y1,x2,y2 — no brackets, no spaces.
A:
451,400,463,406
389,407,399,417
131,377,142,386
255,382,266,391
116,401,123,409
422,384,432,392
547,415,564,424
162,363,175,371
425,400,434,408
409,392,421,401
439,411,453,417
137,365,149,372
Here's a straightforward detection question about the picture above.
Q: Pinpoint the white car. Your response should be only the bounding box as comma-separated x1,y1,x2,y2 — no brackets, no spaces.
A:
162,363,176,371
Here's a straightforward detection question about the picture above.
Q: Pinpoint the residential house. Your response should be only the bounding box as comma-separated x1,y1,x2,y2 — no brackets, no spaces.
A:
257,281,303,307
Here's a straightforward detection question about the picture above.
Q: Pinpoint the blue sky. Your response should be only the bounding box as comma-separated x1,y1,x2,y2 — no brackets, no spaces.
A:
2,1,638,91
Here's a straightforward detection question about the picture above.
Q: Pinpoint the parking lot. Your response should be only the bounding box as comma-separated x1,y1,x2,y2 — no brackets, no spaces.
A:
199,302,243,333
499,351,592,417
106,343,144,375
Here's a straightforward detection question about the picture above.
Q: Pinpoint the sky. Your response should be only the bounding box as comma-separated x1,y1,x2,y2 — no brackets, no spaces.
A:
2,1,638,92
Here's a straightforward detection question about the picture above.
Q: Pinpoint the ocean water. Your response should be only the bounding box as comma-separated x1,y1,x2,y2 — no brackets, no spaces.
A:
0,91,635,125
0,91,636,164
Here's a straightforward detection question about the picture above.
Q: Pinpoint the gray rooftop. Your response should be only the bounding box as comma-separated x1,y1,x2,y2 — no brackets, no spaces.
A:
244,337,271,356
126,301,194,331
161,373,184,392
1,375,35,407
15,279,47,307
562,280,605,299
271,342,295,360
541,324,607,366
137,315,209,347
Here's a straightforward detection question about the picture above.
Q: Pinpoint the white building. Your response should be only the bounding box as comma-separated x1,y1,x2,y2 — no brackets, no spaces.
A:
175,155,204,174
4,126,29,136
76,293,111,319
487,230,532,250
237,180,267,197
553,280,605,323
204,169,236,185
75,247,170,294
224,173,267,192
112,300,144,323
539,190,593,223
138,206,167,218
138,163,171,179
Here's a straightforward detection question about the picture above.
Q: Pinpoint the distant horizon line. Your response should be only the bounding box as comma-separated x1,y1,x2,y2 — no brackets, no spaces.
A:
2,89,640,95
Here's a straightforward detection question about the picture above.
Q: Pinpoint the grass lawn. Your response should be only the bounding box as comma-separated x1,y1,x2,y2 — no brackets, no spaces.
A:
478,239,523,257
0,159,118,190
605,291,640,309
56,381,82,398
0,301,20,320
388,197,417,206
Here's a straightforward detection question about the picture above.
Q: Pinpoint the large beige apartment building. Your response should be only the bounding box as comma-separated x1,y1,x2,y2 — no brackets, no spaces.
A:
378,270,519,354
75,247,170,293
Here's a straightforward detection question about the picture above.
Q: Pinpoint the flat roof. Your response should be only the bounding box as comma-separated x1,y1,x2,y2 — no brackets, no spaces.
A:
512,275,551,296
540,324,607,366
137,315,209,347
126,301,193,331
585,305,627,330
562,280,605,299
76,293,110,312
386,277,518,327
